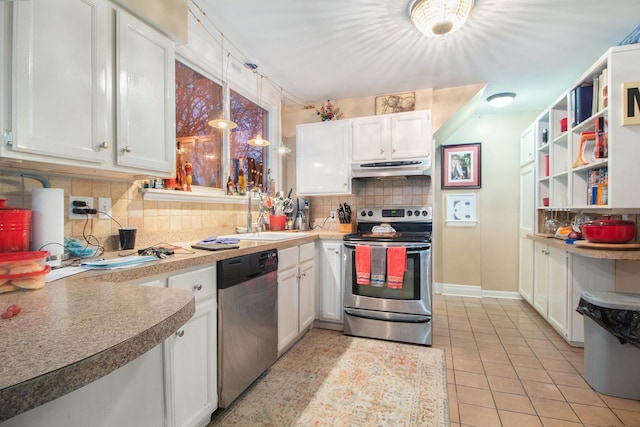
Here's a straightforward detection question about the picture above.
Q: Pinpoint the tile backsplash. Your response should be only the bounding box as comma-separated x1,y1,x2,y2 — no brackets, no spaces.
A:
1,172,433,251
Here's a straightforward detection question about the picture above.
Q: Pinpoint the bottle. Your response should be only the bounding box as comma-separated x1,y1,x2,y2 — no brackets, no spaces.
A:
175,141,185,191
226,176,234,195
238,156,246,195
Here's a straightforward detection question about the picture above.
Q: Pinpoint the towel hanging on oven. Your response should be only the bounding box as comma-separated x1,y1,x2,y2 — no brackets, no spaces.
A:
370,247,386,287
355,245,371,285
387,247,407,289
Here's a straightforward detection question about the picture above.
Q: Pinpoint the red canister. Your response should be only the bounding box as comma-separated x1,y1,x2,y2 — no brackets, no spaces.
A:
0,199,32,253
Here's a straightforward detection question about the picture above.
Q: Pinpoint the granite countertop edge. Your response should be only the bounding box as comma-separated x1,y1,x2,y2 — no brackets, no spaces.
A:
0,230,344,421
527,234,640,260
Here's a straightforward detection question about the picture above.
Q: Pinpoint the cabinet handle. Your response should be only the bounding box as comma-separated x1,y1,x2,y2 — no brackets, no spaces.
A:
122,146,133,153
176,330,184,338
193,284,203,291
380,148,384,154
99,142,109,149
392,147,396,153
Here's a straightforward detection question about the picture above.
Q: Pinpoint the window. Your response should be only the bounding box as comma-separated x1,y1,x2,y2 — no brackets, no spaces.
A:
175,60,223,188
175,60,269,193
230,89,269,190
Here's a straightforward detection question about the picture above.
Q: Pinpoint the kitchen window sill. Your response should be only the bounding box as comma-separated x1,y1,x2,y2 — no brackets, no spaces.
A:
139,187,252,204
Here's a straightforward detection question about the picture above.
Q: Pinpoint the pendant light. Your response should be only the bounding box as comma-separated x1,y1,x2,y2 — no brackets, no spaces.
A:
208,35,237,130
274,89,292,154
248,74,270,147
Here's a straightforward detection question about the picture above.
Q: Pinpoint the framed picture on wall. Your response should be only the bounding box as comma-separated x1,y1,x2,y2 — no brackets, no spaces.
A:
441,143,481,189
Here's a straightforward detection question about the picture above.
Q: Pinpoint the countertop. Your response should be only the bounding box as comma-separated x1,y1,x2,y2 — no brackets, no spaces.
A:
0,230,343,421
527,234,640,260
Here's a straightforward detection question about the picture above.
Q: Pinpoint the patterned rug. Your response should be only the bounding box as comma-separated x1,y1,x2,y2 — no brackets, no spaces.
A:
210,329,449,426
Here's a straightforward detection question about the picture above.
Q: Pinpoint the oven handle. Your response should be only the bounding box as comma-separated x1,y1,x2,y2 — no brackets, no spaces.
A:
344,242,430,252
344,308,431,323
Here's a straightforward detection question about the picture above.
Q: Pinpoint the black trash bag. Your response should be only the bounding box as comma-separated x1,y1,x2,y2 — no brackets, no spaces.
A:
577,297,640,350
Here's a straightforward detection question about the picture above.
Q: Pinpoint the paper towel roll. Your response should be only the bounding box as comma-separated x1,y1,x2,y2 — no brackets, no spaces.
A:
32,188,64,266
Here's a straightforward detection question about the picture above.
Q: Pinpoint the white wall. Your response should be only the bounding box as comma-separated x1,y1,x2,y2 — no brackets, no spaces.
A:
435,111,539,295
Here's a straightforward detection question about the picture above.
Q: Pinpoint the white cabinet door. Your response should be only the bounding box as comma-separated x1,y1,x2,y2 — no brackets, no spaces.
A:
11,0,108,163
166,266,217,427
317,241,344,323
299,259,315,331
519,237,534,304
166,296,217,427
296,120,352,195
533,242,548,317
351,111,432,163
389,110,432,159
547,247,568,336
352,115,387,162
278,266,299,352
115,10,175,175
520,123,535,166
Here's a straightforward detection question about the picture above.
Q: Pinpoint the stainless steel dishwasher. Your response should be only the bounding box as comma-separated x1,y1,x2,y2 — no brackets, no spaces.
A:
217,249,278,408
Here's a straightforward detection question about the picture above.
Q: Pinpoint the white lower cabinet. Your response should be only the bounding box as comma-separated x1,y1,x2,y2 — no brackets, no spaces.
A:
165,265,217,427
0,266,218,427
277,243,316,354
316,240,344,325
533,242,550,317
546,247,569,336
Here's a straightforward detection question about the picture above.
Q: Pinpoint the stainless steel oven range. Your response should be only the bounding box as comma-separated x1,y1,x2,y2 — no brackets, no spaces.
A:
343,206,432,346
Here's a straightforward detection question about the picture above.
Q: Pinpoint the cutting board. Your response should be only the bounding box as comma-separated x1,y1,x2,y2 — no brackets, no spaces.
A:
191,243,240,251
572,240,640,250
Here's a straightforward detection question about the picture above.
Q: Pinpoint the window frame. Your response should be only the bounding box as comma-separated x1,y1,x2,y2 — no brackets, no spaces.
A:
172,34,282,200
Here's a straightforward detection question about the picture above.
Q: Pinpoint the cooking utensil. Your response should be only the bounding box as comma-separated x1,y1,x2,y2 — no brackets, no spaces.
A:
0,199,32,253
581,219,637,243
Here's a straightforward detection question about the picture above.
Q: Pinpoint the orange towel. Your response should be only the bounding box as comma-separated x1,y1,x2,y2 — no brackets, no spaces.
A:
387,247,406,289
355,245,371,285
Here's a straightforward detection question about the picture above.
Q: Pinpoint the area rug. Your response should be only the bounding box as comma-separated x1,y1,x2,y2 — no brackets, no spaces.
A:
210,329,449,426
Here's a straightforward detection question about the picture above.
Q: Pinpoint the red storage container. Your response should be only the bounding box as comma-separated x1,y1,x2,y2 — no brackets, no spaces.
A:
582,219,637,244
0,199,32,253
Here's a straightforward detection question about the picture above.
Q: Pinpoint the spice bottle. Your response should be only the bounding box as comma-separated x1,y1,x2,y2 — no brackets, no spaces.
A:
226,176,234,195
175,141,185,191
238,157,246,195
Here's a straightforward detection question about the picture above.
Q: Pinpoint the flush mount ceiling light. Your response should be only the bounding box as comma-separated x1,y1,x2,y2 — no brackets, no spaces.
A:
208,35,237,130
248,74,270,147
487,92,516,108
410,0,474,37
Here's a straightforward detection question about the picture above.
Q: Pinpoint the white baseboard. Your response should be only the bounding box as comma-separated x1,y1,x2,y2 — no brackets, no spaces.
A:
434,282,522,300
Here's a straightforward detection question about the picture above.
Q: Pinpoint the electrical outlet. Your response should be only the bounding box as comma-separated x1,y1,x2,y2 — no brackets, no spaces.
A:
98,197,112,220
330,210,336,221
69,196,94,219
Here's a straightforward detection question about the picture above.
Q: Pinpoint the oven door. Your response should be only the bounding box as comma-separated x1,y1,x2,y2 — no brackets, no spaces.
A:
343,241,431,317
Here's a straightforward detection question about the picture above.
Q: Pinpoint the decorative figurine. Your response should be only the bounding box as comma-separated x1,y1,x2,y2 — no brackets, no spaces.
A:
184,161,193,192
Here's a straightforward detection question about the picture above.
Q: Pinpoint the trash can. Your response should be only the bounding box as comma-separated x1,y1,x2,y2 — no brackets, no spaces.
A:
577,290,640,399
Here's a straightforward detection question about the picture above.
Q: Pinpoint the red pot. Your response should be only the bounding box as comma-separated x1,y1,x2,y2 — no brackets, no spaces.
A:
0,199,32,253
581,219,637,244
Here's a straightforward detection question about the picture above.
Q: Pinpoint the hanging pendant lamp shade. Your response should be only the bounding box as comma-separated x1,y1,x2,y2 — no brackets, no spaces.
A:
248,74,269,146
410,0,474,37
273,89,292,154
208,37,237,130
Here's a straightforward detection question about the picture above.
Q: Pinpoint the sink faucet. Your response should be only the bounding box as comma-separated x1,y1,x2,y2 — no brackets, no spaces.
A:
247,188,266,233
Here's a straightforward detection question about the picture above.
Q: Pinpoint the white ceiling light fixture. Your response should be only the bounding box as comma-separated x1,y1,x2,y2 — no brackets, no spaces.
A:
208,35,237,130
487,92,516,108
410,0,474,38
248,73,270,147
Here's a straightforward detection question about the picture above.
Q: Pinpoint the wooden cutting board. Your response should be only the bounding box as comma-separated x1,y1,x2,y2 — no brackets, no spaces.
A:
572,240,640,250
534,233,556,238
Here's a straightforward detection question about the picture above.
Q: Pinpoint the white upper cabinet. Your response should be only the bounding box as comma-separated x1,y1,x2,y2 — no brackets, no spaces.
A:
115,10,175,174
11,0,108,163
296,119,352,196
3,0,176,178
352,110,432,162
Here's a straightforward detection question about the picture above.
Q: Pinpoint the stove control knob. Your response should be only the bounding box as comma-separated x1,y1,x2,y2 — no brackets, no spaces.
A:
360,210,367,217
421,210,429,217
407,210,413,216
414,210,420,217
367,210,373,217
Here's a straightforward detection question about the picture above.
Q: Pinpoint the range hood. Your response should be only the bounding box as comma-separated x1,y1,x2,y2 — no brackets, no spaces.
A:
351,159,431,178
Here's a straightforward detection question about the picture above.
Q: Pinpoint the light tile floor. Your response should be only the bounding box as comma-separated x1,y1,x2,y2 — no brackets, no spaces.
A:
432,294,640,427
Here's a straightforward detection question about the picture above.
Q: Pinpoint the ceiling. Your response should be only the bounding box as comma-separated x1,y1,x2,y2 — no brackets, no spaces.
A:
194,0,639,114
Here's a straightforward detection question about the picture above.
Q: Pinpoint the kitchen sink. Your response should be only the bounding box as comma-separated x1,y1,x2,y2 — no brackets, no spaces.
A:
218,231,311,241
